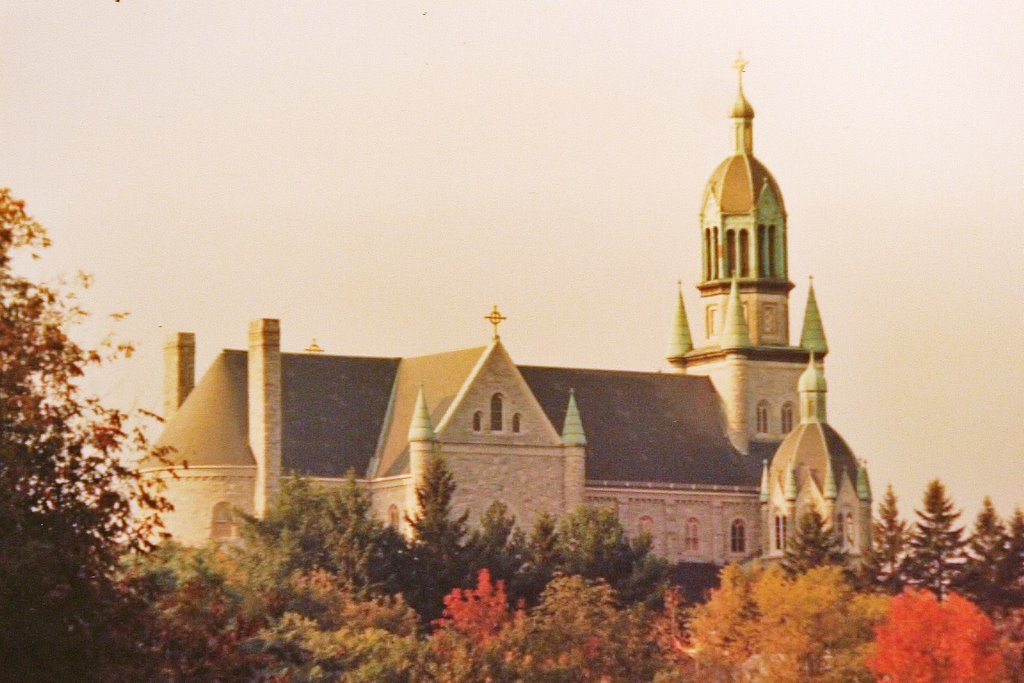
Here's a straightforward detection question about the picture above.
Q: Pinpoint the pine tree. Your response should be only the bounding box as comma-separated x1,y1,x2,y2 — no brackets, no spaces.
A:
958,497,1008,614
466,500,525,589
998,507,1024,611
781,509,847,575
861,484,910,594
405,453,470,622
906,479,966,598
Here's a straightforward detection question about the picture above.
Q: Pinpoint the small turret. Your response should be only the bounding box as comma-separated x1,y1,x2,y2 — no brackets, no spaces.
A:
800,279,828,355
720,275,751,349
759,459,770,503
856,461,872,502
408,386,436,442
561,389,587,447
798,352,827,423
666,283,693,360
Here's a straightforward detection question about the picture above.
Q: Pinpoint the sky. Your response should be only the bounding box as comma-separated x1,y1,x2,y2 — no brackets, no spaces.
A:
2,1,1022,522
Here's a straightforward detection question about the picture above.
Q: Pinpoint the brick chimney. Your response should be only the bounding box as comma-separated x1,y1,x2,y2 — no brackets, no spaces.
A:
248,318,282,518
163,332,195,420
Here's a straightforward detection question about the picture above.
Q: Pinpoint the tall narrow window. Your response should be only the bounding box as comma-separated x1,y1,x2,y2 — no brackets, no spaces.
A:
767,226,777,277
712,227,720,278
738,230,750,277
725,230,736,277
388,504,400,529
774,514,788,551
781,403,794,433
211,502,234,540
490,394,503,431
756,401,770,433
757,224,767,277
684,518,700,551
730,519,746,553
703,229,712,280
706,305,717,338
512,413,521,433
472,411,482,432
845,512,855,548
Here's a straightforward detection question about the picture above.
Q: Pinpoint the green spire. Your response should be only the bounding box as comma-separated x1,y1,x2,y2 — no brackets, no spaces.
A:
561,389,587,447
408,385,436,442
784,460,799,501
800,279,828,355
759,459,769,503
719,274,751,348
856,461,872,502
666,282,693,359
823,456,838,500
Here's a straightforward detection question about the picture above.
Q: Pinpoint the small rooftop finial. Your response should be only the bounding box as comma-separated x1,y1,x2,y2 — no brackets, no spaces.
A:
484,304,507,340
733,51,748,88
730,51,755,124
305,338,324,353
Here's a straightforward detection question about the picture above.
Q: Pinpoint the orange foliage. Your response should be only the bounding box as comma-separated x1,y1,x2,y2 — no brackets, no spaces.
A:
869,589,1005,683
434,568,511,643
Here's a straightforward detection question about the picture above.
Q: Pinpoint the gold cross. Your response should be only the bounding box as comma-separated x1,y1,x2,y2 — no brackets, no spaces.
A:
733,51,748,86
484,305,507,340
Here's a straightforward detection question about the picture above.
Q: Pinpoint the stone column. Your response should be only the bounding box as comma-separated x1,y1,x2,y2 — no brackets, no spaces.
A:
163,332,195,420
249,318,281,518
562,444,586,513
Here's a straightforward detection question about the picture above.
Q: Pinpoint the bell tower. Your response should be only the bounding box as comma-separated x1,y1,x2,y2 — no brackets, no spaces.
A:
667,56,822,455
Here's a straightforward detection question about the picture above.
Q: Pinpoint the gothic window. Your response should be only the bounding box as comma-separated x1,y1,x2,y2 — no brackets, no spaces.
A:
712,227,720,278
703,228,712,280
211,502,234,540
472,411,482,432
738,230,750,277
845,512,855,547
781,403,794,433
388,504,400,529
725,230,736,277
490,394,503,431
684,518,700,552
730,519,746,553
767,226,777,277
757,224,767,277
774,513,788,551
639,515,654,535
706,305,717,338
512,413,521,433
756,401,770,433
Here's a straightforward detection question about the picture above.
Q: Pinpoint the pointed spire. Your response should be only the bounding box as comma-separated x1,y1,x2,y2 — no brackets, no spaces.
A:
408,386,436,442
730,52,754,154
719,274,751,348
666,281,693,359
823,456,838,500
856,461,872,502
800,278,828,355
784,460,799,501
759,459,769,503
561,389,587,447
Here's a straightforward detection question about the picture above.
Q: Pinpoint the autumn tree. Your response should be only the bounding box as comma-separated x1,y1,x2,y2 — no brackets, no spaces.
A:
868,589,1005,683
0,188,169,680
1000,508,1024,612
906,479,966,597
958,497,1010,614
782,509,848,575
860,484,910,594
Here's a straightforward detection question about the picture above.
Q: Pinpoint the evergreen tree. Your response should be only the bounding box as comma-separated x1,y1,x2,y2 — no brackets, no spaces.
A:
860,484,910,594
405,453,470,622
515,512,561,605
466,500,525,588
998,507,1024,611
906,479,966,598
782,509,848,575
958,497,1009,614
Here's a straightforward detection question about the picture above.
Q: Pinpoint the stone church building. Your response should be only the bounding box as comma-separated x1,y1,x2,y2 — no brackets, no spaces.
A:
147,68,873,565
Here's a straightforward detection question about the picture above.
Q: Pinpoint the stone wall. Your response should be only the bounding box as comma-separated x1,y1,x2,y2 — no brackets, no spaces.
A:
152,466,256,546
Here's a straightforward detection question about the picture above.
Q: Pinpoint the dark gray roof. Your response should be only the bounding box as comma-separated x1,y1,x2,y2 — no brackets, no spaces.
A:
519,366,759,487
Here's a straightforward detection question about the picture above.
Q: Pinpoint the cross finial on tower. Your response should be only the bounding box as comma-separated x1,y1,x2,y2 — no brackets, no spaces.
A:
484,304,507,340
733,51,748,87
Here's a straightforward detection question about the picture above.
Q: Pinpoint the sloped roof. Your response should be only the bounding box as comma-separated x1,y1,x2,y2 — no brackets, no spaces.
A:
769,422,859,496
703,153,785,215
519,366,759,486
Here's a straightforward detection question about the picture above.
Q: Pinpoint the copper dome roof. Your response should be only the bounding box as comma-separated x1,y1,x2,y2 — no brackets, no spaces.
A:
703,153,786,215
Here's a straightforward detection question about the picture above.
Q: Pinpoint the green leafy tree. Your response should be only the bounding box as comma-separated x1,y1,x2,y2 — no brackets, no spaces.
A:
959,497,1010,614
466,500,525,589
860,484,910,593
906,479,966,598
514,511,561,605
782,509,848,575
0,188,170,681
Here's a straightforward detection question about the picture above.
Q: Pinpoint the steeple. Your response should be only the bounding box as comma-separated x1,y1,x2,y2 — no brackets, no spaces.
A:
856,461,872,502
759,459,770,503
800,279,828,355
731,52,754,154
719,275,751,348
408,386,436,442
798,352,828,423
666,282,693,360
561,389,587,447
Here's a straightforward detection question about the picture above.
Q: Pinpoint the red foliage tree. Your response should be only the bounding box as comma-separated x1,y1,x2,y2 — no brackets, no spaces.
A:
434,568,511,643
869,589,1005,683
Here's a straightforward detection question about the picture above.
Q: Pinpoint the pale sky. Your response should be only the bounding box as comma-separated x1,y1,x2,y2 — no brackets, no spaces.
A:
2,1,1022,523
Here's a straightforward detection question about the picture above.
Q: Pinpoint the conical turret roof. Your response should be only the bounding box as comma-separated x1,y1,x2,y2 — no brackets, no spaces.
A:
561,389,587,447
408,385,436,442
666,284,693,359
719,276,751,349
800,281,828,355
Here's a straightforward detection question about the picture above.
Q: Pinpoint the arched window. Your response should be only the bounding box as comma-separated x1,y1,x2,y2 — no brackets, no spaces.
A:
712,227,720,278
725,230,736,277
756,401,770,433
472,411,482,432
490,394,503,431
845,512,855,548
512,413,521,433
730,519,746,553
757,224,767,277
774,513,788,551
738,230,750,277
684,518,700,551
388,504,400,529
638,515,654,535
703,228,712,280
781,403,794,434
211,502,234,540
767,226,777,277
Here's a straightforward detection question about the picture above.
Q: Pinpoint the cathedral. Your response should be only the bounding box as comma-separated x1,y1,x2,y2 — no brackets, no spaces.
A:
147,65,873,565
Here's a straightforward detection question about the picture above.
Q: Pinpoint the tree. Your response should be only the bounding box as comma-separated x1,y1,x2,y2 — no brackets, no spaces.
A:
860,484,910,594
782,509,847,575
959,497,1010,614
513,511,561,606
868,589,1005,683
465,500,525,590
0,188,169,680
999,508,1024,612
906,479,966,597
